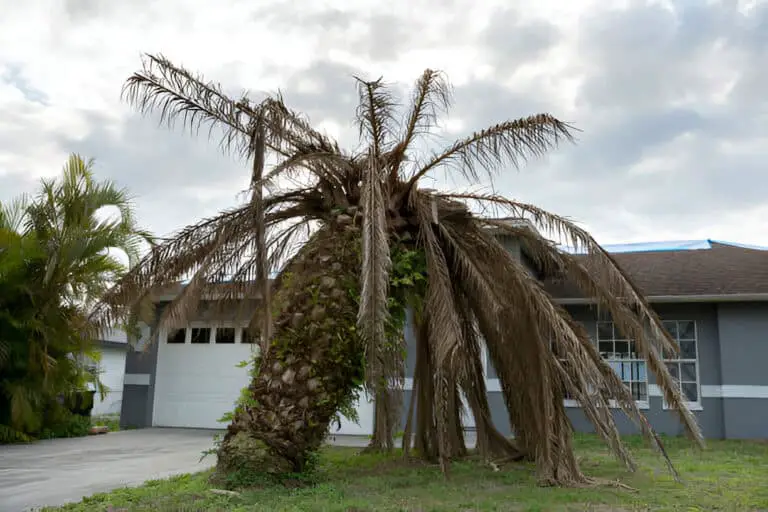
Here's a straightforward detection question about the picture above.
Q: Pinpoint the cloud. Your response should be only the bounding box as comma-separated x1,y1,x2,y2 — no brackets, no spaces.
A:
0,0,766,248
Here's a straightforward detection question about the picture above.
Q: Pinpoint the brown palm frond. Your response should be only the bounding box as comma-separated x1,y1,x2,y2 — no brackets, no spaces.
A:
441,193,679,354
401,69,452,147
154,236,245,330
449,275,522,461
122,54,260,159
414,196,464,372
355,76,400,164
259,150,355,195
440,218,686,477
447,227,621,478
95,204,257,314
406,115,576,193
95,195,319,331
260,95,342,155
358,148,392,391
483,220,702,445
446,192,695,428
391,69,452,180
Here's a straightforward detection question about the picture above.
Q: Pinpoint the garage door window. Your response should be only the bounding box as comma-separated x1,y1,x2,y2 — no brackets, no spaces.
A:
167,328,186,344
215,327,236,344
190,327,211,344
240,328,258,344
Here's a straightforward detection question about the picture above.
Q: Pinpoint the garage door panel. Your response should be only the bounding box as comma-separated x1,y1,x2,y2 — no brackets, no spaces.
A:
153,330,254,429
153,327,374,435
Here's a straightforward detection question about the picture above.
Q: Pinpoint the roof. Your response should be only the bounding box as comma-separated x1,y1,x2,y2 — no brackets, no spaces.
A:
544,239,768,301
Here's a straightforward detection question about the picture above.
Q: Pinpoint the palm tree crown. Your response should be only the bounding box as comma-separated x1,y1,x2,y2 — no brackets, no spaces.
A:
99,54,702,483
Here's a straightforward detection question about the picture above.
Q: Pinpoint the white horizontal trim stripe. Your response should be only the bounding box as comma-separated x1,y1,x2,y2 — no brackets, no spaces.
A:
555,293,768,305
702,385,768,399
124,373,151,386
401,379,768,399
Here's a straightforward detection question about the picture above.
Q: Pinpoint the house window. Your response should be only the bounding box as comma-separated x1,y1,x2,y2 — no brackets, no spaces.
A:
215,327,236,344
596,321,648,402
190,327,211,344
167,328,186,344
662,320,699,405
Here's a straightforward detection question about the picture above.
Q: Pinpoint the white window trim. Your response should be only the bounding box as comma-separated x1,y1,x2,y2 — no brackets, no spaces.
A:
660,320,702,412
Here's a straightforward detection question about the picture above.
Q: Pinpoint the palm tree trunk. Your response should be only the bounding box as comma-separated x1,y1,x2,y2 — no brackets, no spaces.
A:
217,217,364,476
365,387,399,452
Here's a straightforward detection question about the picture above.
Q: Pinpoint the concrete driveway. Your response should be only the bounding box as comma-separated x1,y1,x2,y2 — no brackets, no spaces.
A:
0,428,219,511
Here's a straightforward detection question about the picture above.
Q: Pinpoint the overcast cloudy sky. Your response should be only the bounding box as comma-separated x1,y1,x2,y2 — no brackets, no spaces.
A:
1,0,766,247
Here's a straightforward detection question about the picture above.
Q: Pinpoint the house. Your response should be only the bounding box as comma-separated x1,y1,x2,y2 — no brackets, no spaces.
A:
117,227,768,440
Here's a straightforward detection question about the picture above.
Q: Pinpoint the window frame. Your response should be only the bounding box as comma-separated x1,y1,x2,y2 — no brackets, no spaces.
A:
213,326,237,344
239,327,260,345
596,320,650,408
189,326,213,344
562,321,650,409
661,320,702,411
164,323,263,346
166,328,187,344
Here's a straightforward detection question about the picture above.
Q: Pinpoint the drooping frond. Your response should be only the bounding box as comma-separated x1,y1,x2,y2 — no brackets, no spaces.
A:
432,210,697,478
358,149,392,392
406,115,576,192
435,217,634,474
414,195,465,372
437,192,702,442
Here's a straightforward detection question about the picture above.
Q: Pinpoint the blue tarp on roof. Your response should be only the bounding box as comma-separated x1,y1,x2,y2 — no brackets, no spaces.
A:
561,239,768,255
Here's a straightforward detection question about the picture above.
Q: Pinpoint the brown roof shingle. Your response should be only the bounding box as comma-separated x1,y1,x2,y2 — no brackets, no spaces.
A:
543,241,768,299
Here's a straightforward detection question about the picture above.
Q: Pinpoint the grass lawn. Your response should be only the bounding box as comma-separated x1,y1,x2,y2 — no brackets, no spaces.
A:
45,434,768,511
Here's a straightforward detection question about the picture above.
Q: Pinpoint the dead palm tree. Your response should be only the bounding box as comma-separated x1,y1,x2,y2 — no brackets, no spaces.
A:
97,54,703,485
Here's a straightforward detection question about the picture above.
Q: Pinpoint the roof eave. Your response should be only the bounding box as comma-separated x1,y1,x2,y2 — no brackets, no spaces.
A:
555,293,768,305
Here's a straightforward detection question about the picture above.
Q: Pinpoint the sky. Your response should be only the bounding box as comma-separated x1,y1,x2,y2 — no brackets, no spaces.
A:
1,0,767,247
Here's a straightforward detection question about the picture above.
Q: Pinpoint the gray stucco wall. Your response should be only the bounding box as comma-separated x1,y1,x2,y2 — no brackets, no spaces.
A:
120,310,161,429
717,302,768,439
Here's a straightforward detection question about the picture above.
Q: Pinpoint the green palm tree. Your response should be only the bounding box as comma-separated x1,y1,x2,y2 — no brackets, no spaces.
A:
0,154,153,441
100,55,702,484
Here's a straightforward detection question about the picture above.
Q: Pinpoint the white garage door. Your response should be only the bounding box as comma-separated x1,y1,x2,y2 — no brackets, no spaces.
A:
153,324,375,435
329,390,374,436
153,325,256,429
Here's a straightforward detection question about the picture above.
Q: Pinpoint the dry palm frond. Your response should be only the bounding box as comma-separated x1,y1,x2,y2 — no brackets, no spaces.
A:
355,77,400,163
358,148,392,392
406,115,575,194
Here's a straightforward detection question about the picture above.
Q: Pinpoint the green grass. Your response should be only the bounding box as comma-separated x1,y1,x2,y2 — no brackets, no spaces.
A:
45,435,768,511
